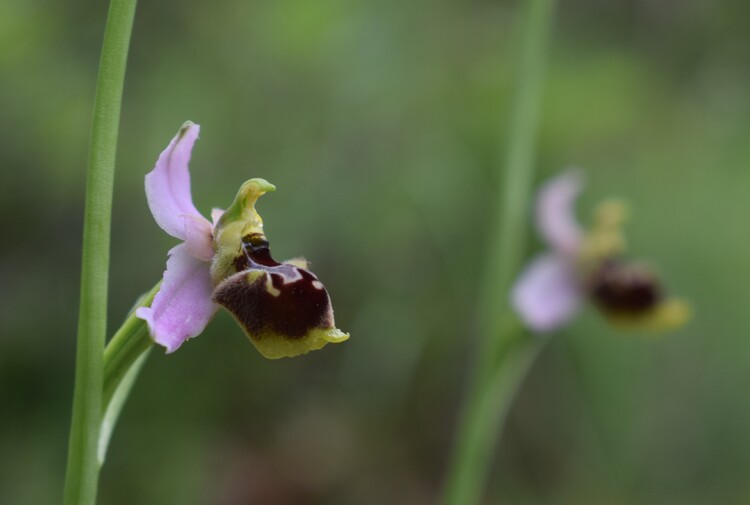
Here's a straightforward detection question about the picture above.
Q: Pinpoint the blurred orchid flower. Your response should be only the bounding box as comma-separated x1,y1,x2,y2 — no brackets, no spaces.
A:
512,170,690,333
136,122,348,357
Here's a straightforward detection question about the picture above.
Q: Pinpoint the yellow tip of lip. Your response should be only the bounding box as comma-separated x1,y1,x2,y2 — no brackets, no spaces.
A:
252,327,350,359
605,298,692,334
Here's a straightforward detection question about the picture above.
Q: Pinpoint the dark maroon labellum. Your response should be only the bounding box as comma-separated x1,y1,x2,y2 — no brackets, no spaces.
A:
212,234,335,341
588,259,662,314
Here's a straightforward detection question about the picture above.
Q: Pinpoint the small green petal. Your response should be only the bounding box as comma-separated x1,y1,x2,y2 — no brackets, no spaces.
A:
283,257,310,269
579,199,629,266
211,178,276,285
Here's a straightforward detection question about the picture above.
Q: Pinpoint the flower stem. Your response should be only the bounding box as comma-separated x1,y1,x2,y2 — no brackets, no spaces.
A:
440,0,556,503
102,283,159,411
63,0,138,503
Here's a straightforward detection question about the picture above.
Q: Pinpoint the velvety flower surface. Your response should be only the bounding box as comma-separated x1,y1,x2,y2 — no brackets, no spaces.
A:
512,170,690,333
136,122,348,357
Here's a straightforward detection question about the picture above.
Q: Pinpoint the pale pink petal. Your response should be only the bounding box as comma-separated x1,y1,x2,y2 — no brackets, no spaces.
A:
145,122,206,240
211,207,224,228
536,170,584,257
136,243,218,353
183,215,214,262
512,253,582,332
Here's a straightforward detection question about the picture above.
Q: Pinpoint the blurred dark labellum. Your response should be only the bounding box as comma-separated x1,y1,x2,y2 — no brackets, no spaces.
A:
588,259,661,314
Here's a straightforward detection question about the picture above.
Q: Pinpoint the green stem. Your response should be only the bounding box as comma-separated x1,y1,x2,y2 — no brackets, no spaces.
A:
63,0,138,503
97,283,158,466
443,326,547,505
102,283,159,411
441,0,556,503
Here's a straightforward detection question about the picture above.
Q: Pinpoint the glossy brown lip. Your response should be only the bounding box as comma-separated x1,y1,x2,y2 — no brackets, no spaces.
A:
588,259,662,314
213,235,335,341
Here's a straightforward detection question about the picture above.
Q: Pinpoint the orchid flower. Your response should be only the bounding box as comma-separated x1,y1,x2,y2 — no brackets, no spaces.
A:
512,170,690,333
135,122,348,358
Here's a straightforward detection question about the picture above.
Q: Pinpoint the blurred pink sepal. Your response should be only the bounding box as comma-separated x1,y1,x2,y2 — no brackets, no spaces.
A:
135,122,348,357
511,170,691,334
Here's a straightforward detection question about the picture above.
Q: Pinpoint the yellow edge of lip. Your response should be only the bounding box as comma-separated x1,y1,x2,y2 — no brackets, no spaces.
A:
605,298,692,333
251,327,350,359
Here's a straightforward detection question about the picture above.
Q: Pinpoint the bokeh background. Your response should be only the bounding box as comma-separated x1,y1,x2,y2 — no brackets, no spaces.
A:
2,0,750,503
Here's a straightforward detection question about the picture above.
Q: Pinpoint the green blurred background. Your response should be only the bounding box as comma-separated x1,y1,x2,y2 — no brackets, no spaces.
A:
2,0,749,503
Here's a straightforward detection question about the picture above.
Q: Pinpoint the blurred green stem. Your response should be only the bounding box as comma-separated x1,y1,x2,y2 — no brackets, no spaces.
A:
441,0,555,504
63,0,138,503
